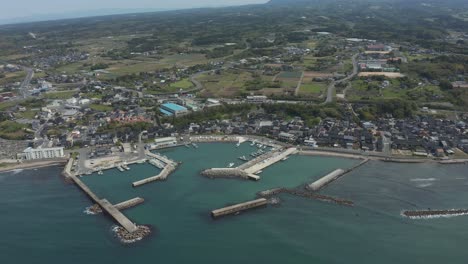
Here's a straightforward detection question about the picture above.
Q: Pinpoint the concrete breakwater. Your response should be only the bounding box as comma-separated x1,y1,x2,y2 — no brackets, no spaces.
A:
89,197,145,214
257,188,354,207
211,198,268,218
307,159,369,191
132,150,179,187
308,169,346,191
132,164,176,187
402,209,468,219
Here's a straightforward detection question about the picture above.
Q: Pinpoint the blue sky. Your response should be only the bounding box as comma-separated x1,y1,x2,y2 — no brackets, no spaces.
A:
0,0,267,23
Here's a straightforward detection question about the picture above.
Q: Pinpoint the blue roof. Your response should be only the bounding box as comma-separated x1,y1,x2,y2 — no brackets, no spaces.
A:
160,108,173,116
161,103,187,112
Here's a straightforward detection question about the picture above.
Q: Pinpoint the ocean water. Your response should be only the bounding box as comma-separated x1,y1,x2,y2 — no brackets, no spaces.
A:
1,143,468,263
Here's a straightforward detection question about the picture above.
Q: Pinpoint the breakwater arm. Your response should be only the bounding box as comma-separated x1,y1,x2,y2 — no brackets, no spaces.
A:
132,164,176,187
211,198,268,218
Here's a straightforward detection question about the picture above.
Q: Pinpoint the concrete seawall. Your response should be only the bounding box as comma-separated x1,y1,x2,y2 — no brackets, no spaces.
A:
69,173,138,233
257,187,354,206
211,198,268,218
308,159,369,191
201,168,250,179
308,169,346,191
114,197,145,210
132,164,176,187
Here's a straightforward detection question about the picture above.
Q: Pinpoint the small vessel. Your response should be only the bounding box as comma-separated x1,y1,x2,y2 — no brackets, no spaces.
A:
238,156,248,161
228,163,235,168
192,143,199,149
255,170,263,175
185,143,191,148
122,164,130,171
250,141,256,146
236,142,240,147
117,166,125,172
281,157,289,161
98,170,103,175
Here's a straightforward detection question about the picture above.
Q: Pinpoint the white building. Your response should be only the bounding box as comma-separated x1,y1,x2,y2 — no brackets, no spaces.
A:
153,137,177,148
247,95,267,103
22,147,65,160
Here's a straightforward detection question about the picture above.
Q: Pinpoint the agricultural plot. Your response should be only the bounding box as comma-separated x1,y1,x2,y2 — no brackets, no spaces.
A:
298,82,327,97
198,71,255,97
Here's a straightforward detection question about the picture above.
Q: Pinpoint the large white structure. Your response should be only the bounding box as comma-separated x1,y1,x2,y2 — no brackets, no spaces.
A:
153,137,177,148
22,147,65,160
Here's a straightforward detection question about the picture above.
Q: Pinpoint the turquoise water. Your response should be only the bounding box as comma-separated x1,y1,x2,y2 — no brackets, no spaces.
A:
1,143,468,263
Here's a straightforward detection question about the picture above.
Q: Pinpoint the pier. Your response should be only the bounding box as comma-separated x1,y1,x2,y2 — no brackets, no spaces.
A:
308,159,369,191
132,164,176,187
114,197,145,210
241,147,297,174
69,173,138,233
211,198,268,218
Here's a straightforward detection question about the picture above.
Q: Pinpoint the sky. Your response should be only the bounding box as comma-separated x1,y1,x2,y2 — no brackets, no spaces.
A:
0,0,268,24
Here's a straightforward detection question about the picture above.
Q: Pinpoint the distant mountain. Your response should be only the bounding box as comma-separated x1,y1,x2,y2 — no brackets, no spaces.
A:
267,0,468,7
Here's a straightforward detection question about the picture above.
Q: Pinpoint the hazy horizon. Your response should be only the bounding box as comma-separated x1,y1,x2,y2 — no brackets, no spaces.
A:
0,0,268,25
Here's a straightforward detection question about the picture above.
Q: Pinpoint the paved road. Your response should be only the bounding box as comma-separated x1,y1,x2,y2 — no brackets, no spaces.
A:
19,66,34,99
325,53,359,104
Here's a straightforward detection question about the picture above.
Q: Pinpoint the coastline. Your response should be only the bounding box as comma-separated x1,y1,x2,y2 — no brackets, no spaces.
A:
0,159,67,173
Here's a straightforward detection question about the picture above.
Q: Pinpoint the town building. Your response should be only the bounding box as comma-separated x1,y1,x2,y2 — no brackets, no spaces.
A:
21,147,65,160
160,103,188,117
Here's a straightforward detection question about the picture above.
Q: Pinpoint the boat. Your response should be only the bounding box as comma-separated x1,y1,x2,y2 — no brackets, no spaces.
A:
236,142,241,147
254,170,263,175
98,170,103,175
122,164,130,171
281,157,289,161
185,144,191,148
192,143,199,149
250,141,256,146
117,166,125,172
238,156,249,161
228,163,235,168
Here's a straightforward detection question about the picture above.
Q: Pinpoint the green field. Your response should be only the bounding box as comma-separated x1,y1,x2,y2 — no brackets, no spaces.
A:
43,91,77,99
169,78,194,90
299,82,327,96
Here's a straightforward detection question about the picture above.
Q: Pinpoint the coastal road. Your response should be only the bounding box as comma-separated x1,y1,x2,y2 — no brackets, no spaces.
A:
324,53,359,104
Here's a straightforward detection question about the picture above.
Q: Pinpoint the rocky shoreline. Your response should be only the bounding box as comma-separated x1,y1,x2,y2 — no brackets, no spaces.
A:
201,168,249,179
113,225,152,243
257,187,354,207
403,209,468,218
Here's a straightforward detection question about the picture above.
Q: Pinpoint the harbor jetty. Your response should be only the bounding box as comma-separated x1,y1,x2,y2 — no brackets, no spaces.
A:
89,197,145,214
402,209,468,219
132,150,178,187
307,159,369,191
62,158,150,242
211,198,268,218
241,147,298,174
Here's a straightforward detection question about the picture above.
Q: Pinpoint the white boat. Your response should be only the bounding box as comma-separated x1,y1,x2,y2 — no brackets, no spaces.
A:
228,163,235,168
255,170,263,175
98,170,103,175
238,156,248,161
281,157,289,161
250,141,256,146
117,166,125,172
236,142,241,147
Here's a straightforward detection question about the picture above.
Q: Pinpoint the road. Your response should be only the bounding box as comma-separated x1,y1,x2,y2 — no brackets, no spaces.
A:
294,71,305,96
325,53,359,104
19,66,34,99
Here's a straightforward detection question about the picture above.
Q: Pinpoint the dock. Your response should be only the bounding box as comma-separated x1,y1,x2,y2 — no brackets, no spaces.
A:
132,164,176,187
114,197,145,210
308,159,369,191
242,147,297,174
211,198,268,218
69,173,138,233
